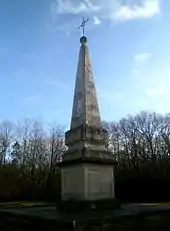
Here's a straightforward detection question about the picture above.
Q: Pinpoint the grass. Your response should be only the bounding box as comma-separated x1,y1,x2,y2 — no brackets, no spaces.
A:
0,201,53,208
1,201,170,208
141,202,170,206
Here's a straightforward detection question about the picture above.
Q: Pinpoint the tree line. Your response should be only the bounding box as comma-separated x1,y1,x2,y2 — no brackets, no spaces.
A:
1,111,170,202
0,119,65,201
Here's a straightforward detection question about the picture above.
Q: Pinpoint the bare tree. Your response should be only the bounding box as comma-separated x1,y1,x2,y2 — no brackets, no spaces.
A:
47,123,66,174
0,121,14,164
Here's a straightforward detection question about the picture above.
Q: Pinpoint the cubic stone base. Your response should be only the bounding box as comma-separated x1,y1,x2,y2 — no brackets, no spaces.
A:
61,163,115,201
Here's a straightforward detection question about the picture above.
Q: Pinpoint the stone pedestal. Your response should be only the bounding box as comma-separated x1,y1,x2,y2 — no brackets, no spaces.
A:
58,123,118,213
61,163,115,201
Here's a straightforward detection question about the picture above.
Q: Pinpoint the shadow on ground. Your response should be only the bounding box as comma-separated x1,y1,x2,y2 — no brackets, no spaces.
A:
1,210,170,230
0,212,71,231
106,211,170,231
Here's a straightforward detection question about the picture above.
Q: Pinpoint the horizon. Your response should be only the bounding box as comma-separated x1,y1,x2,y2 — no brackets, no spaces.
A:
0,0,170,128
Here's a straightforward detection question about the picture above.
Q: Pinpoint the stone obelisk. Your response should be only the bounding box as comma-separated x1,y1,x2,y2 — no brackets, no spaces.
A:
59,28,117,212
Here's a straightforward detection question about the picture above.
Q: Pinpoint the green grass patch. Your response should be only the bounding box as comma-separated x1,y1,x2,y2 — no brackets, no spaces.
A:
0,201,53,208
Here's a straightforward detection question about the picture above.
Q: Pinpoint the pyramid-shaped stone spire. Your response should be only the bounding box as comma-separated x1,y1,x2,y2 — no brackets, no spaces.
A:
64,36,114,162
70,36,101,129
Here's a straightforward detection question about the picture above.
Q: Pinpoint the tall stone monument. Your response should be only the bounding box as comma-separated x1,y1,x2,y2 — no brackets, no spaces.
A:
59,34,118,212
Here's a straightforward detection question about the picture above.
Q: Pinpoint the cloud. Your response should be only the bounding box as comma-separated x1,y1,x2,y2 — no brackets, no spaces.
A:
51,0,161,25
114,0,161,21
134,52,152,63
53,0,100,14
146,88,170,96
93,16,101,25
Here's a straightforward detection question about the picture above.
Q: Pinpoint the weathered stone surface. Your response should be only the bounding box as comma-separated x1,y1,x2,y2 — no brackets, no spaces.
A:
70,36,101,130
64,37,110,162
61,164,115,201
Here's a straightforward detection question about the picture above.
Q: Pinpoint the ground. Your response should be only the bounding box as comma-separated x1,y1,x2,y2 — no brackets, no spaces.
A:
1,202,170,230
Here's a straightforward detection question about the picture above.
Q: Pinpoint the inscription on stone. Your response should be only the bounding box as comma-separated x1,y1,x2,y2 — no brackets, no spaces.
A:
87,168,113,199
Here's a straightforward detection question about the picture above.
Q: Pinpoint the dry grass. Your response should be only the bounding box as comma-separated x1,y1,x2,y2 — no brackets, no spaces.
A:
0,201,52,208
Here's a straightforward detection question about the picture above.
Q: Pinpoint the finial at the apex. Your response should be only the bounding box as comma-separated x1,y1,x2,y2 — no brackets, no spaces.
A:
80,36,87,44
78,17,89,37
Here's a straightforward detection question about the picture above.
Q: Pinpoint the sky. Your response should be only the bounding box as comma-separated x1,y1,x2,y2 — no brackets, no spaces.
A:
0,0,170,128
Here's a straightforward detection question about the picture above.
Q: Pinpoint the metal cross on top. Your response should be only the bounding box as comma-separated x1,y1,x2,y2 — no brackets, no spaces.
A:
79,17,89,36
